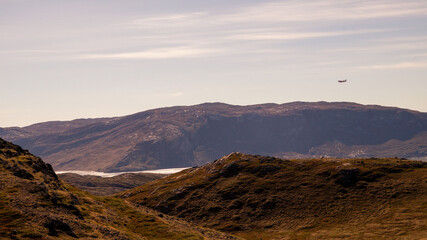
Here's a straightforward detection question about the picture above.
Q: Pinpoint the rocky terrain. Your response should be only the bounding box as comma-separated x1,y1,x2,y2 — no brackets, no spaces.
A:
1,102,427,172
0,138,237,239
119,152,427,239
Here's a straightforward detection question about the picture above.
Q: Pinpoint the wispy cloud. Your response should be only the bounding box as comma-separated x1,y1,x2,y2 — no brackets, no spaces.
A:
128,1,427,29
220,0,427,24
369,36,427,43
82,47,220,60
411,52,427,57
228,29,389,41
170,92,184,97
156,92,184,98
129,12,208,28
120,0,427,58
325,38,427,54
0,49,76,54
359,61,427,69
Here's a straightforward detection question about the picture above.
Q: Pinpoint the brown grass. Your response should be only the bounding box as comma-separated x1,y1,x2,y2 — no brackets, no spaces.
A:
120,153,427,239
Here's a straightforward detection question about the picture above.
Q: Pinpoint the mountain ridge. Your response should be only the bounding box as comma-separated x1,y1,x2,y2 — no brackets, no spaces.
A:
1,101,427,172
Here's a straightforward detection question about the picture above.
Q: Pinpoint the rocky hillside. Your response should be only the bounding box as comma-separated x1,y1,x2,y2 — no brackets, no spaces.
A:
0,138,236,239
119,153,427,240
1,102,427,172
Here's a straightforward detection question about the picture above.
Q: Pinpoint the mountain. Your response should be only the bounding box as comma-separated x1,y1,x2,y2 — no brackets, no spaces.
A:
1,102,427,172
0,138,237,239
119,152,427,239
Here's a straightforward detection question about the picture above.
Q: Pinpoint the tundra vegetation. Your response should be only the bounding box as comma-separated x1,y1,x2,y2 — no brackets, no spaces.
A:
0,138,236,239
120,153,427,239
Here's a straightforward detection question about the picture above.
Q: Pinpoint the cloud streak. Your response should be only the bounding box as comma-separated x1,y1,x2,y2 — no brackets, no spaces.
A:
227,29,390,41
219,0,427,24
129,12,208,28
82,47,220,60
359,61,427,69
156,92,184,98
129,0,427,29
170,91,184,97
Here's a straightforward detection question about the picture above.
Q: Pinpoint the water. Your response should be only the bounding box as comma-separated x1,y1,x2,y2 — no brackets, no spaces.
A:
55,167,189,177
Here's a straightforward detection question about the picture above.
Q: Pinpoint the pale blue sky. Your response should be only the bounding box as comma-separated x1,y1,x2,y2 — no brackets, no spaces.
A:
1,0,427,127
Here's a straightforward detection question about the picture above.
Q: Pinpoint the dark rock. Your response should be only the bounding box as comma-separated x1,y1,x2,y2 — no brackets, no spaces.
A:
22,233,43,238
220,163,241,178
359,171,384,182
44,219,77,238
207,206,222,213
70,194,80,205
333,168,360,187
317,170,331,177
229,199,244,209
45,164,59,180
59,204,84,219
2,149,18,158
11,165,34,180
29,183,49,199
262,199,277,209
250,164,281,177
220,191,238,200
49,193,61,205
378,167,403,173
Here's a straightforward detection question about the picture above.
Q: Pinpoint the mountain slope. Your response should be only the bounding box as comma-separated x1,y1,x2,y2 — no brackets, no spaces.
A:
58,172,165,196
1,102,427,171
119,153,427,239
0,138,236,239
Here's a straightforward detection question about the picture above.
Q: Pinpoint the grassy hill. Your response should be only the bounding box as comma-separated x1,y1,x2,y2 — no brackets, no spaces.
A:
119,152,427,239
58,172,165,196
0,138,237,239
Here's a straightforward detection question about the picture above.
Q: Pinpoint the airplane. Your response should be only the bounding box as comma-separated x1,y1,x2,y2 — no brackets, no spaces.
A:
338,79,347,83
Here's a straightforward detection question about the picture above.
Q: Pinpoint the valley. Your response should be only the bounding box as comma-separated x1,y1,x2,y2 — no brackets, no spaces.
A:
0,138,237,239
1,137,427,239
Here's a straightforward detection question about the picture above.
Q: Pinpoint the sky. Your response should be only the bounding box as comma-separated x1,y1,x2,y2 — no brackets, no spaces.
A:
1,0,427,127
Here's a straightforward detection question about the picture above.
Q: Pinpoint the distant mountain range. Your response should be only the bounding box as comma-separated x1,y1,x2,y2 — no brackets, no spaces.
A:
1,102,427,172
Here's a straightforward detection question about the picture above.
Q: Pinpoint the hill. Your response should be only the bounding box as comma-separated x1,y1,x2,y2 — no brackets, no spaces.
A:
58,172,165,196
0,138,237,239
1,102,427,172
119,153,427,239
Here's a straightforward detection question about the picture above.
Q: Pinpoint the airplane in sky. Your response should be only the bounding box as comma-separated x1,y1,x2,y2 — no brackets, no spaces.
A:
338,79,347,83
